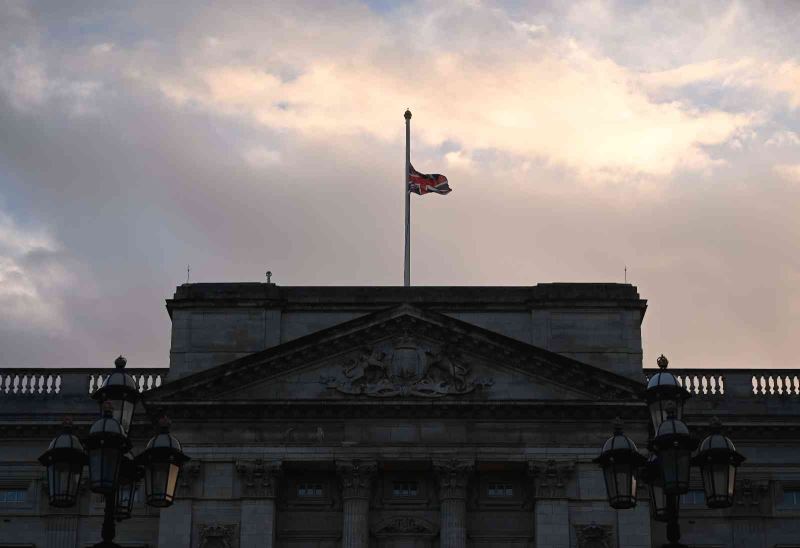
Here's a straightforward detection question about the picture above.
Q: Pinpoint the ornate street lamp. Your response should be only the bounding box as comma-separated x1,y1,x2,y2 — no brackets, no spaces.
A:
38,417,87,508
597,355,746,548
645,355,690,430
136,416,190,507
40,356,190,548
85,401,131,494
651,407,697,495
92,356,140,433
692,417,745,508
594,419,647,509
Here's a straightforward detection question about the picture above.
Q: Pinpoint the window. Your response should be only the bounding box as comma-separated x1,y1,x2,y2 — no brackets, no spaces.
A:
297,482,323,497
782,489,800,506
488,483,513,497
0,489,26,503
392,481,418,497
680,489,705,505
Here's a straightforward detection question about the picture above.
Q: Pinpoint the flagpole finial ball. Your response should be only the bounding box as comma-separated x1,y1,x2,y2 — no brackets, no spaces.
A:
404,109,412,120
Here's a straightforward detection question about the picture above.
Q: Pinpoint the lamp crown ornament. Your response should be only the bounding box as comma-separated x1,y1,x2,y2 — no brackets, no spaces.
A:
664,401,677,419
657,354,669,369
158,415,172,432
612,416,624,435
101,400,114,417
61,416,74,431
709,416,723,434
404,108,412,120
114,355,127,369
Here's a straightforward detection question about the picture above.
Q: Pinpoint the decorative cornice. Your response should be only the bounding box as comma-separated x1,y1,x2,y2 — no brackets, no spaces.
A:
528,459,576,499
434,459,474,501
235,459,281,499
337,459,377,500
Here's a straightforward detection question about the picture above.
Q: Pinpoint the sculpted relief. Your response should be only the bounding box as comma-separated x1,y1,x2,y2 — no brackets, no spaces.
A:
321,337,493,398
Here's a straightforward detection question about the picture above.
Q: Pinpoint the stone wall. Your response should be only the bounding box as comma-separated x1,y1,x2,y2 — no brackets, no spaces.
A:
166,283,647,380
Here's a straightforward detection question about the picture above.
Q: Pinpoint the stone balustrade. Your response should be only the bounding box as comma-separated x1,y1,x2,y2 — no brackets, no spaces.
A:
644,368,800,398
0,368,167,397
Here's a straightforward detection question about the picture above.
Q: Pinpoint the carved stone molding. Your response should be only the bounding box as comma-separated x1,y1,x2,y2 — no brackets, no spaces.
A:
337,460,377,500
180,460,202,494
736,478,769,507
372,516,439,538
528,459,576,498
574,522,613,548
235,459,281,499
199,523,238,548
320,338,493,398
434,459,474,501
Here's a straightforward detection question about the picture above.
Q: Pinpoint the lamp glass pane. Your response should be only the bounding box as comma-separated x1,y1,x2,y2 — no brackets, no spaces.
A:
727,464,736,498
603,464,618,501
89,447,121,494
48,461,81,507
145,460,178,507
660,446,690,495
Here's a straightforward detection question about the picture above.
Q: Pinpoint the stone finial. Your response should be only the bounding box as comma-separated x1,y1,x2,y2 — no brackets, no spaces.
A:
657,354,669,369
114,355,127,369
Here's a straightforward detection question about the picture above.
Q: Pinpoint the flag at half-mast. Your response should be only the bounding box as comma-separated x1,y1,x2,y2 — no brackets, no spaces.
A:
408,164,451,195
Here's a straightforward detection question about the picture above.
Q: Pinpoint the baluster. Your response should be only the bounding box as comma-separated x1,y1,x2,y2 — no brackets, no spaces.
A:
709,376,717,395
777,376,785,395
794,376,800,396
155,375,162,388
37,374,45,394
45,375,52,394
701,376,708,394
759,376,767,395
0,374,6,394
768,376,775,395
785,376,792,396
55,374,62,394
22,374,30,394
719,375,725,395
693,375,701,395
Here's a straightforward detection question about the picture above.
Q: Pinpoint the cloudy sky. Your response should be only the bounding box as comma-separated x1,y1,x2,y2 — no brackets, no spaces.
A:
1,0,798,371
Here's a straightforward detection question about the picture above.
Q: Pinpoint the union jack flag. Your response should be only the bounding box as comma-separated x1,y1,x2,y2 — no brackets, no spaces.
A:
408,164,451,195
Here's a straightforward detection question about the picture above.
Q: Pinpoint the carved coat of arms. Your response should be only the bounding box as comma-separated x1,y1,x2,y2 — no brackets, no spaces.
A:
321,337,492,398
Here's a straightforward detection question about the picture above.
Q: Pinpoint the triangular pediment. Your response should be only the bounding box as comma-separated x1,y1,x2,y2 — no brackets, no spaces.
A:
145,305,643,407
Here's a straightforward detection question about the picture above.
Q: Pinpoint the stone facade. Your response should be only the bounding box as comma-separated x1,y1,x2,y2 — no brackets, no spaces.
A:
0,283,799,548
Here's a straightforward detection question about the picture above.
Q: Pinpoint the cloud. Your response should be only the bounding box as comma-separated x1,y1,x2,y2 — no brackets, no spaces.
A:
774,164,800,184
0,212,73,332
148,5,753,182
0,0,799,372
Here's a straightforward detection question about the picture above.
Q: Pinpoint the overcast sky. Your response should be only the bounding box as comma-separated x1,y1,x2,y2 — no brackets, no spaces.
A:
1,0,799,371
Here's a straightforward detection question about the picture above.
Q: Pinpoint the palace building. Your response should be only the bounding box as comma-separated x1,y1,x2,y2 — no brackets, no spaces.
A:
1,282,799,547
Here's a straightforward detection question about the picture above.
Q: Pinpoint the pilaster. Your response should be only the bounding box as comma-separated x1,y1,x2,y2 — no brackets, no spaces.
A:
337,460,377,548
529,460,575,548
236,459,282,548
434,459,474,548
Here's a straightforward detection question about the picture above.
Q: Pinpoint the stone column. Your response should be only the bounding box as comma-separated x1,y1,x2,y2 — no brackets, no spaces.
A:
434,459,474,548
236,459,282,548
45,515,78,548
337,460,377,548
529,460,576,548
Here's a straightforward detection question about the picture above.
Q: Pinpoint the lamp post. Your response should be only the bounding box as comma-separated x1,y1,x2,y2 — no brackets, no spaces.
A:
39,357,190,548
595,355,745,548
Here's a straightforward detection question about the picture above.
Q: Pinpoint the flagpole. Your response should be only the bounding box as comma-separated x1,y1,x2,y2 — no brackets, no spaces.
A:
404,109,411,287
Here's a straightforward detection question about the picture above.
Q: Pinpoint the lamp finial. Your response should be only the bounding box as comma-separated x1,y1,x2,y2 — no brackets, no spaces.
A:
656,354,669,369
114,355,127,369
